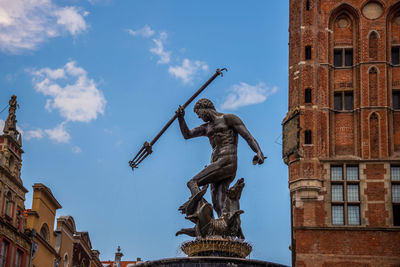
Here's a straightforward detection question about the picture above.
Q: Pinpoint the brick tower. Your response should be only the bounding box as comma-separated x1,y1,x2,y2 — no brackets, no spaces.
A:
283,0,400,266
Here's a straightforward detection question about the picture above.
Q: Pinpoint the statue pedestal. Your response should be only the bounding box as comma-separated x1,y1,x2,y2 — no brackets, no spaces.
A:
181,237,252,258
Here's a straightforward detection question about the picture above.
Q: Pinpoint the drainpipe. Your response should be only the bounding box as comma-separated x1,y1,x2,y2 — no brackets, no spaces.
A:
28,229,37,267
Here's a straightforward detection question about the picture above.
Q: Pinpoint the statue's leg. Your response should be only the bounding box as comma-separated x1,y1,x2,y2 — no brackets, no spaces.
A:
188,160,235,196
211,181,230,217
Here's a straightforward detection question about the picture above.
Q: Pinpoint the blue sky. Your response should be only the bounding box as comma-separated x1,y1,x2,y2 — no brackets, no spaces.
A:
0,0,290,265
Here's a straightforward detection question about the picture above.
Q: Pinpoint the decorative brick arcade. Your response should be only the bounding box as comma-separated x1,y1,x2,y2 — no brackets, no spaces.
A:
283,0,400,266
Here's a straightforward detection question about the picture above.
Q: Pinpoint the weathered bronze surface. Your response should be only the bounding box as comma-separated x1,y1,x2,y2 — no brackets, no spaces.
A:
176,98,265,240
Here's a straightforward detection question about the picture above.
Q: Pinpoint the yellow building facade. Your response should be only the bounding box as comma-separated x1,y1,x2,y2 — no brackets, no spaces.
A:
26,184,102,267
26,184,62,267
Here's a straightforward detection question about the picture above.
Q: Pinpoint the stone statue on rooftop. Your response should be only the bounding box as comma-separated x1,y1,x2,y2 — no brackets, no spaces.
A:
3,95,20,141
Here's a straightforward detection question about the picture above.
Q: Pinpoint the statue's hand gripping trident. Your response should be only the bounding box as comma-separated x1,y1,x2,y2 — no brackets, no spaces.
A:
129,68,227,171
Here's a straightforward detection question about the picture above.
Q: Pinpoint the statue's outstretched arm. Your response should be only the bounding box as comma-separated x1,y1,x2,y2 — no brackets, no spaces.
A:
226,114,265,165
176,106,206,139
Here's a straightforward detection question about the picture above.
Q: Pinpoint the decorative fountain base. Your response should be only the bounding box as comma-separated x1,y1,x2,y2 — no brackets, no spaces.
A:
134,256,287,267
181,237,252,258
134,238,288,267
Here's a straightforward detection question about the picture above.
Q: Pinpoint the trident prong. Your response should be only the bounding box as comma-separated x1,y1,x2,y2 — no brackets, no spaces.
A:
129,141,152,170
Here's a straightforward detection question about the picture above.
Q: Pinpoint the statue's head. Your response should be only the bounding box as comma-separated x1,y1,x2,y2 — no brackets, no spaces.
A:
194,99,216,122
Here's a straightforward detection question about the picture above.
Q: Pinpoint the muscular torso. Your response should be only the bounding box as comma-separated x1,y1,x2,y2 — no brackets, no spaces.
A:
204,115,238,163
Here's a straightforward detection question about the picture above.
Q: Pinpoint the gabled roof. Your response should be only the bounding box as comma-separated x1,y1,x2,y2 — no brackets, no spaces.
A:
33,183,62,209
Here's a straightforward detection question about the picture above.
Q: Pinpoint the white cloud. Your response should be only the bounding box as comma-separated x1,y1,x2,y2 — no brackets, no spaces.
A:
25,129,45,140
55,6,88,36
149,32,171,64
128,26,210,83
72,146,81,153
221,82,278,110
45,123,70,143
126,25,154,38
168,59,208,84
30,61,106,123
0,0,88,54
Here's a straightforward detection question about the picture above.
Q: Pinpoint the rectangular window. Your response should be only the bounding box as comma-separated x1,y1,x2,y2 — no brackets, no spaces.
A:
346,166,359,180
392,166,400,226
344,92,354,110
14,249,23,267
334,49,342,67
305,88,312,103
334,93,342,110
331,165,360,225
334,91,353,111
304,130,312,145
0,240,9,267
345,49,353,66
332,205,344,225
331,166,343,181
392,46,400,65
348,205,360,225
331,184,344,201
305,46,312,60
393,91,400,110
334,48,353,67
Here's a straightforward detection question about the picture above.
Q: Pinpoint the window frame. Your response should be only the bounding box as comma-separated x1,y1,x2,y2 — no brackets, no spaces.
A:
331,164,361,226
305,46,312,60
0,239,10,267
333,47,353,68
304,88,312,104
393,90,400,110
334,91,354,111
391,165,400,226
392,46,400,65
304,130,312,145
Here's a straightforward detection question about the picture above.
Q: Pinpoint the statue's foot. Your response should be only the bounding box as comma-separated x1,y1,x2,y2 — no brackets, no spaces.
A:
178,185,209,215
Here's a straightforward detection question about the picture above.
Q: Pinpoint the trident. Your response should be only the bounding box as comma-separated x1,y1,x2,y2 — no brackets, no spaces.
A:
129,68,228,171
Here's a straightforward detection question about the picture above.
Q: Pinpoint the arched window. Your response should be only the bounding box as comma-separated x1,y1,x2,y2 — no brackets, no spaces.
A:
5,192,13,217
64,254,69,267
8,156,15,172
369,31,378,60
40,223,50,242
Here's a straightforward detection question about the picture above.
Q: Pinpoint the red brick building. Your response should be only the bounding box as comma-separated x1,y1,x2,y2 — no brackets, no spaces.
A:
0,96,31,267
283,0,400,266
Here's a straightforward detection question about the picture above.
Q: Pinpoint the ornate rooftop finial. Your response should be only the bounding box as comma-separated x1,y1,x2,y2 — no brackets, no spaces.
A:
114,246,123,267
3,95,20,140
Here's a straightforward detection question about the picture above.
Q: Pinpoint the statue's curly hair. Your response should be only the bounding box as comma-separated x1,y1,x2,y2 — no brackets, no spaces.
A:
194,98,216,112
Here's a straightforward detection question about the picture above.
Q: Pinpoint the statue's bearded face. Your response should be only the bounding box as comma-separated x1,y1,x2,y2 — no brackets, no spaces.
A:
195,109,212,122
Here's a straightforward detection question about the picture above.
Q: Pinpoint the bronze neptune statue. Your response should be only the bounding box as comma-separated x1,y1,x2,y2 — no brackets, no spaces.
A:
175,98,265,239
